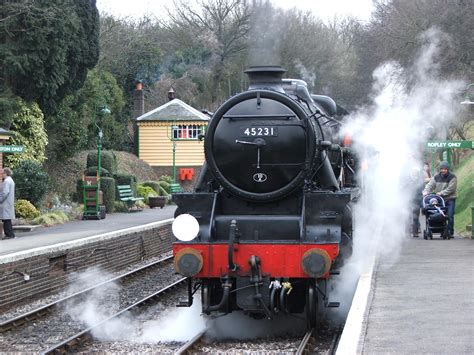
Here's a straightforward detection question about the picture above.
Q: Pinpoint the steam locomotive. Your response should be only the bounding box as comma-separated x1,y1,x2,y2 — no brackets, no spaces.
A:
172,66,358,326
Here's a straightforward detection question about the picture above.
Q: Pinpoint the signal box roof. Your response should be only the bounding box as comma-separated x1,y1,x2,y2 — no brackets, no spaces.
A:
135,99,210,122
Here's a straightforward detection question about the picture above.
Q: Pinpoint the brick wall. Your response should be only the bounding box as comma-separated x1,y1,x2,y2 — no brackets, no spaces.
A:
0,223,174,310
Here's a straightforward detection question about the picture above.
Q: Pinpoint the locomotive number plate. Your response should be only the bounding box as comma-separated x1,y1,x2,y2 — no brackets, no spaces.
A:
241,127,278,137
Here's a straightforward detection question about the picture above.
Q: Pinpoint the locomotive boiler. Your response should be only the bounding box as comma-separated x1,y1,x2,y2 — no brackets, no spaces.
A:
172,66,358,326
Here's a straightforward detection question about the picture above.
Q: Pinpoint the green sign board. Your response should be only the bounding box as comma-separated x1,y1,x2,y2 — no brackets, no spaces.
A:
0,145,25,153
426,140,474,149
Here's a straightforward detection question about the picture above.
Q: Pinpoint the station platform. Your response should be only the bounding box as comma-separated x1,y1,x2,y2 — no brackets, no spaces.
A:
0,206,176,258
338,235,474,354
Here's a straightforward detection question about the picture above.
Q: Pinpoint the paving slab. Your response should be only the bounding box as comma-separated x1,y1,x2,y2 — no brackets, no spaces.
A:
362,237,474,354
0,206,176,257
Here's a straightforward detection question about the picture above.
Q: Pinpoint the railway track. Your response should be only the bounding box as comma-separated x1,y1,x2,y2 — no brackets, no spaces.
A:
0,255,184,353
42,277,187,354
0,255,173,332
175,326,342,354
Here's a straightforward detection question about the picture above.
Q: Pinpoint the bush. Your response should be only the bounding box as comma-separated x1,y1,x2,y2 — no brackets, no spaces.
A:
32,211,69,226
14,160,50,206
137,184,157,204
15,199,40,220
84,166,111,177
113,173,138,196
100,177,116,213
159,175,173,184
142,181,160,193
158,180,171,196
87,150,117,174
113,200,129,212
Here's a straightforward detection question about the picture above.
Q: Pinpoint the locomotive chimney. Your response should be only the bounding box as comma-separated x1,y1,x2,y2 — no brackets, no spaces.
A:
244,66,286,93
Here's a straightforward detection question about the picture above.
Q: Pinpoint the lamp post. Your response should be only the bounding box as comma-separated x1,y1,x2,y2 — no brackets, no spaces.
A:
96,106,111,180
168,123,182,193
460,84,474,239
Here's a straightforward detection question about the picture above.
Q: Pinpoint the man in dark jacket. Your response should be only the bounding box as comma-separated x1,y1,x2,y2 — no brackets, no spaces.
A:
423,161,457,236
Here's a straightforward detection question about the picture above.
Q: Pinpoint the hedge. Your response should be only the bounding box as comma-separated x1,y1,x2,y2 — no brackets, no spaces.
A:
100,177,116,213
87,150,117,174
84,166,111,177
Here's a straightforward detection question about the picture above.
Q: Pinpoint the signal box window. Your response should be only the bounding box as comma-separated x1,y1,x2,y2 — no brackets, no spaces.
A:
172,125,203,140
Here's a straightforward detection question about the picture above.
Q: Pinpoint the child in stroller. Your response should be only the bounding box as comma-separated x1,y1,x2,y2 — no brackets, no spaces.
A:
422,194,451,240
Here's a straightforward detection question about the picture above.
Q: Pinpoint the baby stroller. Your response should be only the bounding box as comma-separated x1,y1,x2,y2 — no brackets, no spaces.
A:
422,194,450,240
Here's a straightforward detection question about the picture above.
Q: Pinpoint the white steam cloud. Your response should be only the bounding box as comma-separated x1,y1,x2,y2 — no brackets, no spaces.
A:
63,268,206,344
330,28,464,320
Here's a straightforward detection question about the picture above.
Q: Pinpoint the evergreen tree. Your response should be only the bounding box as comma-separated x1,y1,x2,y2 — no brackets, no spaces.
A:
1,0,99,120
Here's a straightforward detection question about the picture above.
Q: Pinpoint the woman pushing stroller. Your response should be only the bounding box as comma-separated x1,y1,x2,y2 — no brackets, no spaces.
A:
422,161,457,238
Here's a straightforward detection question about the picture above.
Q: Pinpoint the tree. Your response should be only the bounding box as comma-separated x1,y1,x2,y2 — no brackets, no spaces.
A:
1,0,100,117
98,15,163,93
46,69,126,160
4,99,48,168
166,0,251,103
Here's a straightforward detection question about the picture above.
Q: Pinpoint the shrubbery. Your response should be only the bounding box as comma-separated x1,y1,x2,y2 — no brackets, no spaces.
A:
87,150,117,174
84,166,111,177
14,160,50,206
143,179,171,197
33,212,69,226
137,184,157,204
100,177,116,213
15,199,40,220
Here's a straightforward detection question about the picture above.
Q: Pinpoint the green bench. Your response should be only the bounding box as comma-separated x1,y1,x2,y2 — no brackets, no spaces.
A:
117,185,144,211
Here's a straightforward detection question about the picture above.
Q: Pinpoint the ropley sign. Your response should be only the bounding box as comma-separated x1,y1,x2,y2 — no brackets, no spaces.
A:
426,140,474,149
0,145,24,153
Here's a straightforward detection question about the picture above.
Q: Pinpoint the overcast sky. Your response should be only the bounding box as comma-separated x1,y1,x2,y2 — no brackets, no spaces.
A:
96,0,375,22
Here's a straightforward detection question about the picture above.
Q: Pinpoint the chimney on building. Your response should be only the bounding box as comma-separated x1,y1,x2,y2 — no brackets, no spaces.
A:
168,87,176,101
133,81,145,118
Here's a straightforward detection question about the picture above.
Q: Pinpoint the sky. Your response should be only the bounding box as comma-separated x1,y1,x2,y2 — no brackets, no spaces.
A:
96,0,375,22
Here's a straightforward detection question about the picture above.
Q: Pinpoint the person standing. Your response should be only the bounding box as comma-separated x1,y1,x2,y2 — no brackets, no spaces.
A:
0,167,16,239
423,162,432,184
423,161,457,237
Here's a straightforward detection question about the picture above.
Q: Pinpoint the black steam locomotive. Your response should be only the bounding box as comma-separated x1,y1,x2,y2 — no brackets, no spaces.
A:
172,66,358,326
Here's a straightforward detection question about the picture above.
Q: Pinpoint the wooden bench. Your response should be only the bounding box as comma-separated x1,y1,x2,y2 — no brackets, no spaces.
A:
117,185,144,211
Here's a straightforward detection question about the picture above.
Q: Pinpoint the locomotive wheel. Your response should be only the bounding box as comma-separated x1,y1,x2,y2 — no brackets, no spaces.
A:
305,284,318,328
201,283,210,314
305,281,324,328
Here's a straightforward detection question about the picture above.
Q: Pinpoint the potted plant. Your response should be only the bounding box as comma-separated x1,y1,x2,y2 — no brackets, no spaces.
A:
148,195,166,208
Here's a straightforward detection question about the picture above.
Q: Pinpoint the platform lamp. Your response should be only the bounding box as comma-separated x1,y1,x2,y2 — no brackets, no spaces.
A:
167,88,181,193
167,122,182,193
460,83,474,239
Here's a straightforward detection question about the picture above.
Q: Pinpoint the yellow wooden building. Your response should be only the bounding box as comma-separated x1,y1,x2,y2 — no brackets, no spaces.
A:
136,99,209,185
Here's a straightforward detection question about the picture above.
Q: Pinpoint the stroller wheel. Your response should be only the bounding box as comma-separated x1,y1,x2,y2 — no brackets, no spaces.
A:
442,229,450,240
428,230,433,240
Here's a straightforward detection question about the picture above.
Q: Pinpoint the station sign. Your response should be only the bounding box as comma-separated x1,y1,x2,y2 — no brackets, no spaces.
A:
426,140,473,149
0,145,25,153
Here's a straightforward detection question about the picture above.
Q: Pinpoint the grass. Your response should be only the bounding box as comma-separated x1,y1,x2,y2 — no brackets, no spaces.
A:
453,152,474,236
